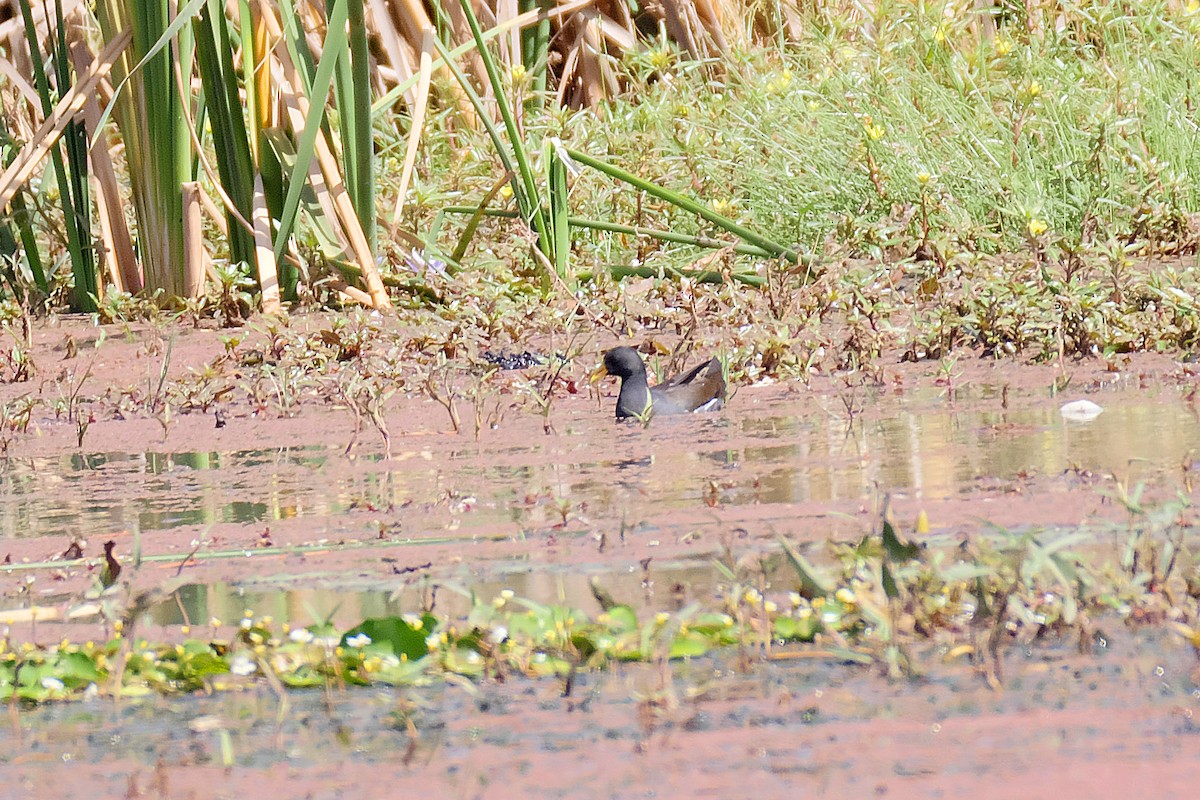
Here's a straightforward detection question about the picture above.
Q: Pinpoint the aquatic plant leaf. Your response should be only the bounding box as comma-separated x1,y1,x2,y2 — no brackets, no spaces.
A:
278,666,326,688
778,537,833,598
443,646,485,677
345,616,434,661
55,651,102,684
774,615,820,642
881,561,899,600
689,613,736,636
882,519,920,563
183,652,230,680
828,648,875,666
669,632,711,659
605,605,638,633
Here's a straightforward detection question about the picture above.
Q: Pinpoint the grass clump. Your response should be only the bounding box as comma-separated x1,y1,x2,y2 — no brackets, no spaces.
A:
462,4,1200,276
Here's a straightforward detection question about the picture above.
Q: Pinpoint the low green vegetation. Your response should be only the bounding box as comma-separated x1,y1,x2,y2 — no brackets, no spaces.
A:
4,491,1198,703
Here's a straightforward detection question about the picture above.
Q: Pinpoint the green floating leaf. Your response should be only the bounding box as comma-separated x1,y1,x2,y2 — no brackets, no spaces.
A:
605,605,639,633
279,666,327,688
56,651,102,684
669,632,712,659
774,615,821,642
184,651,230,680
344,616,435,661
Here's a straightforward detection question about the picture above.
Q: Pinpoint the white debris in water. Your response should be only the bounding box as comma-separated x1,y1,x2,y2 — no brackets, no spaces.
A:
1060,399,1104,422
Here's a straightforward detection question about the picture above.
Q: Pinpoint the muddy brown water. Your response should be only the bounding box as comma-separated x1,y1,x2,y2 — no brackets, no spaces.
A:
0,323,1199,797
4,628,1199,798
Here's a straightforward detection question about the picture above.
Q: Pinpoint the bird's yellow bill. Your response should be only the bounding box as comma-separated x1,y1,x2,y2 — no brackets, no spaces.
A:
588,363,610,384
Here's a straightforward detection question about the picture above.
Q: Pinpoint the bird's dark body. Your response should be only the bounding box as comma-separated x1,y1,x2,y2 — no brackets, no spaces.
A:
601,347,725,419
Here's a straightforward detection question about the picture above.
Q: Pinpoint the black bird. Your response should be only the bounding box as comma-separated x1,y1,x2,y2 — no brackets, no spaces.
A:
597,346,725,419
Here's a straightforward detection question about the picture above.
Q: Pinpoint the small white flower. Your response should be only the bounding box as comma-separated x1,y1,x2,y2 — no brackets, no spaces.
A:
230,654,257,676
289,628,314,643
346,633,371,648
402,613,423,630
41,677,65,692
489,626,508,644
425,633,441,650
239,618,252,630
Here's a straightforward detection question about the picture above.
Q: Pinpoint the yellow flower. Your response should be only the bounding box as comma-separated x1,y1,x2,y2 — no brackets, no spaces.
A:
649,48,672,70
511,63,527,84
766,69,793,94
916,172,933,186
994,36,1013,56
1188,0,1199,14
934,24,947,44
807,99,819,112
499,184,514,200
1027,218,1048,237
865,122,884,141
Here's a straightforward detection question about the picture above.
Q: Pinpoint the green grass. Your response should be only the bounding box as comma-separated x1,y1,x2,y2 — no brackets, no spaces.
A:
410,4,1200,273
